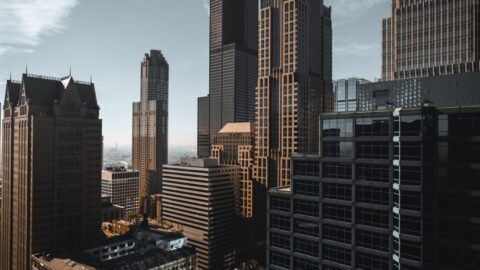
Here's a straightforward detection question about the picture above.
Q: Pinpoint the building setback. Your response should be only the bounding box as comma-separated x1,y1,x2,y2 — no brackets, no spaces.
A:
101,167,140,219
254,0,333,189
382,0,480,81
0,74,103,270
333,78,369,112
267,106,480,270
162,158,239,270
132,50,169,209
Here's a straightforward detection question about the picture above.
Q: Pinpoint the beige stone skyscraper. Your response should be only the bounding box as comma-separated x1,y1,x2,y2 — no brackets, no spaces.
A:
382,0,480,81
132,50,169,214
254,0,332,189
0,74,102,270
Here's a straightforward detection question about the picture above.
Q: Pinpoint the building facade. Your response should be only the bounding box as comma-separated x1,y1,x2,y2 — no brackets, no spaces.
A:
0,74,103,270
334,78,369,112
382,0,480,81
101,167,140,219
197,95,210,157
132,50,169,213
267,106,480,270
254,0,333,189
162,158,239,270
358,71,480,111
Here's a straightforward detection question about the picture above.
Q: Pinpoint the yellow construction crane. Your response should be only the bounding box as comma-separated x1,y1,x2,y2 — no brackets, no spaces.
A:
138,159,153,218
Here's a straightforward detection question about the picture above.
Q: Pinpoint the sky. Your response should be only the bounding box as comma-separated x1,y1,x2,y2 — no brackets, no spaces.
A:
0,0,390,151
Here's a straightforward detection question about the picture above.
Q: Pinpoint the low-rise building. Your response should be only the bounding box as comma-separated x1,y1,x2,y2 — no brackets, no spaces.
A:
31,227,197,270
101,167,140,219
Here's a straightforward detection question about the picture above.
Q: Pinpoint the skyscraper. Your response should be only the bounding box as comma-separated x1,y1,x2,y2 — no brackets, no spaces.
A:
101,167,140,219
0,74,102,270
254,0,332,189
132,50,169,212
197,0,258,153
382,0,480,81
162,158,239,270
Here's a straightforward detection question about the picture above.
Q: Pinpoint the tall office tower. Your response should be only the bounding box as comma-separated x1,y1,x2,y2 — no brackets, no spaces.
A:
197,95,210,157
162,158,239,270
101,167,140,219
254,0,332,188
132,50,169,211
382,0,480,81
207,0,258,140
210,122,256,263
0,74,102,270
268,105,480,270
333,78,369,112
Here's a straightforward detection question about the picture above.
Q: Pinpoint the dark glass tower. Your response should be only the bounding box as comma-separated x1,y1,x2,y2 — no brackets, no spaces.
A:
207,0,258,141
197,95,210,157
132,50,169,211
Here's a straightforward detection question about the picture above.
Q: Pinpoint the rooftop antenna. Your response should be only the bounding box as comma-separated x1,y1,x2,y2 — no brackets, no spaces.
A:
9,71,11,81
90,74,92,84
25,64,28,75
69,66,72,76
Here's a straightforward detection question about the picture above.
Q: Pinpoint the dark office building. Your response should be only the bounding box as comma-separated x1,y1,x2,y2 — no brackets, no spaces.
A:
0,74,102,270
132,50,169,209
333,78,369,112
197,95,210,157
267,106,480,270
207,0,258,139
382,0,480,80
358,71,480,111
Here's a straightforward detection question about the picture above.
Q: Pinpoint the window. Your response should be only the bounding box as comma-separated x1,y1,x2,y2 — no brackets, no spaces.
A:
270,251,290,268
294,238,319,258
356,142,390,159
294,180,319,197
323,224,351,244
323,142,353,158
293,257,318,270
356,230,389,252
322,119,353,137
323,183,352,201
400,142,422,161
355,117,390,136
323,162,352,180
294,219,319,237
356,208,389,229
271,214,290,231
401,115,422,136
401,191,421,211
271,196,291,212
356,252,389,270
271,232,291,250
294,199,319,217
322,245,351,266
400,215,421,236
356,186,389,206
323,204,351,222
397,166,422,186
293,160,319,177
356,164,390,183
401,240,422,262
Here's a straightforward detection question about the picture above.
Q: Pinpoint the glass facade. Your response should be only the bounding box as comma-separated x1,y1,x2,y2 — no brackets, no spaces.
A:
333,78,369,112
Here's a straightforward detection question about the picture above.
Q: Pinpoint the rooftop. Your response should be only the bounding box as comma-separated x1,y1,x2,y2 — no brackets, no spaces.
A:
218,122,251,134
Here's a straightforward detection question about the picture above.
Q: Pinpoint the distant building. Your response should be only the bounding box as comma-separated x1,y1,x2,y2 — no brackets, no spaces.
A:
1,74,102,270
357,72,480,111
197,95,210,157
382,0,480,80
132,50,169,209
267,105,480,270
31,227,197,270
101,166,140,219
100,195,126,222
333,78,369,112
162,158,239,270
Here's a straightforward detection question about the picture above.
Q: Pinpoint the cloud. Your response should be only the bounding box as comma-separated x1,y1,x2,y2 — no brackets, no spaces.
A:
0,0,78,57
334,42,379,57
202,0,210,16
325,0,389,24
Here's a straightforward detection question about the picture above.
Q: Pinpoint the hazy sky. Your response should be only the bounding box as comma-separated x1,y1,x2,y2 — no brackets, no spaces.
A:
0,0,390,150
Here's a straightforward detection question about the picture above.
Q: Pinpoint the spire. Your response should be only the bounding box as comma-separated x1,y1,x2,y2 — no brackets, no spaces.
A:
25,64,28,75
90,74,92,84
69,66,72,76
9,71,11,81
